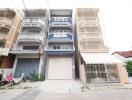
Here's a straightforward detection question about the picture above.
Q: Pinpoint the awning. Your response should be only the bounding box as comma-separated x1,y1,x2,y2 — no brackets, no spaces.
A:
81,53,123,64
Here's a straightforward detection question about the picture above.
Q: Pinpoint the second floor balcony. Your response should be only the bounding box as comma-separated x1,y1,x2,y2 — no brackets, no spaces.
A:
48,33,73,43
17,33,44,43
10,45,42,55
45,45,75,55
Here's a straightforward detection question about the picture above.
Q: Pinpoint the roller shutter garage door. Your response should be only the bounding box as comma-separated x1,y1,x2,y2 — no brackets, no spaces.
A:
47,57,73,79
15,58,39,77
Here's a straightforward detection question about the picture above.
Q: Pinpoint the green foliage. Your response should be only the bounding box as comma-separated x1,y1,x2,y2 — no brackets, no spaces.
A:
81,86,85,92
29,70,45,82
125,61,132,76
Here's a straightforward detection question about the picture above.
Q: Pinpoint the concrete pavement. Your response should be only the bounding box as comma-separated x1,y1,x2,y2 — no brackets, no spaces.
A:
1,80,132,100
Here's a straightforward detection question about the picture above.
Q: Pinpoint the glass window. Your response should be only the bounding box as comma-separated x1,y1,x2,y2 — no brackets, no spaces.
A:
23,46,39,50
53,45,60,49
0,41,5,48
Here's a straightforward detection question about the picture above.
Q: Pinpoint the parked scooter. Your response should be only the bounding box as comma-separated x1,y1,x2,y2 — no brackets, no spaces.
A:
12,73,25,85
0,73,25,86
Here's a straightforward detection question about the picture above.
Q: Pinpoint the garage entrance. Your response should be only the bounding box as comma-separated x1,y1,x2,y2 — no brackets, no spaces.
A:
47,57,73,79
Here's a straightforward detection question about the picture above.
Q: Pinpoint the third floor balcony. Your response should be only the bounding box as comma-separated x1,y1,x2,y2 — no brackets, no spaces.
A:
49,17,72,28
22,18,45,28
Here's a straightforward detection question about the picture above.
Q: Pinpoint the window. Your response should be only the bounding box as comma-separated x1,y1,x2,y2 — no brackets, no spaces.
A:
60,18,62,21
23,46,39,50
0,40,5,48
64,18,67,21
0,27,9,35
53,45,60,49
60,30,63,33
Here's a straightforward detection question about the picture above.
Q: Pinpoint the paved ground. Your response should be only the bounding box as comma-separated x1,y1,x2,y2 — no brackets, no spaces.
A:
1,80,132,100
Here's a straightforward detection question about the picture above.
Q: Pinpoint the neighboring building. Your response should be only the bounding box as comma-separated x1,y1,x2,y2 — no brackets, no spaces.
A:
76,8,128,84
112,50,132,62
45,9,75,79
0,9,22,75
11,9,48,77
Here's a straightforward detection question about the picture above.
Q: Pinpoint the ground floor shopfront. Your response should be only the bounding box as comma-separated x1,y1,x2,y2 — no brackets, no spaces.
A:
12,54,45,78
78,53,128,84
85,64,119,83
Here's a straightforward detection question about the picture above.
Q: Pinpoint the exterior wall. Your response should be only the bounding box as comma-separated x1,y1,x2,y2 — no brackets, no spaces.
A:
78,55,86,84
76,8,109,53
13,9,47,54
0,9,22,72
46,9,74,55
76,8,128,84
117,63,128,83
11,9,47,78
0,9,23,56
45,9,75,79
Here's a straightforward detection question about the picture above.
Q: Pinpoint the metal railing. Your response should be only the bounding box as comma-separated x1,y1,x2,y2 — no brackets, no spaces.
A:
49,17,72,24
48,33,72,40
18,33,43,41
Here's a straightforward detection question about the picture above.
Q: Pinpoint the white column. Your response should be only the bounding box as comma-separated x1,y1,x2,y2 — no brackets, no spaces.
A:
12,56,18,76
38,55,43,78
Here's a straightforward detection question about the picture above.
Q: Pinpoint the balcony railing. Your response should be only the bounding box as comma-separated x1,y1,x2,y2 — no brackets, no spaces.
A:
17,33,43,42
49,17,72,24
10,49,40,54
49,17,72,28
48,33,73,42
22,19,45,28
49,22,72,28
45,46,75,55
0,17,13,27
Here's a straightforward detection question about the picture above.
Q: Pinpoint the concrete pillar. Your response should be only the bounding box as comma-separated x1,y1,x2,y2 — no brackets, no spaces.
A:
12,56,18,76
117,63,128,84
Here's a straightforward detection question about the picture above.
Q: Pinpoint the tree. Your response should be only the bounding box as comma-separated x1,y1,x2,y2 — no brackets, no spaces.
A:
125,61,132,76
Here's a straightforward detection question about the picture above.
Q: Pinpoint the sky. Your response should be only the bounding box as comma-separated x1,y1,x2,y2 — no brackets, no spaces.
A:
0,0,132,53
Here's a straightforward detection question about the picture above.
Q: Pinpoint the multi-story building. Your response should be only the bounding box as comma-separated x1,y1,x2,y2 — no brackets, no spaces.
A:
0,9,22,74
11,9,47,77
76,8,128,84
45,9,75,79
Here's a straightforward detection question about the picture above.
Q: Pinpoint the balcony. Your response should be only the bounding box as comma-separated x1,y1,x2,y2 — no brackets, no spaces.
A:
48,33,73,43
79,32,102,40
10,49,40,55
0,17,13,27
17,33,43,43
49,17,72,28
45,46,75,55
22,19,45,28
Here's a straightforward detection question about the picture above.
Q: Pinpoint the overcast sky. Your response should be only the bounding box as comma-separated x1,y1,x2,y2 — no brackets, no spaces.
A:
0,0,132,53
